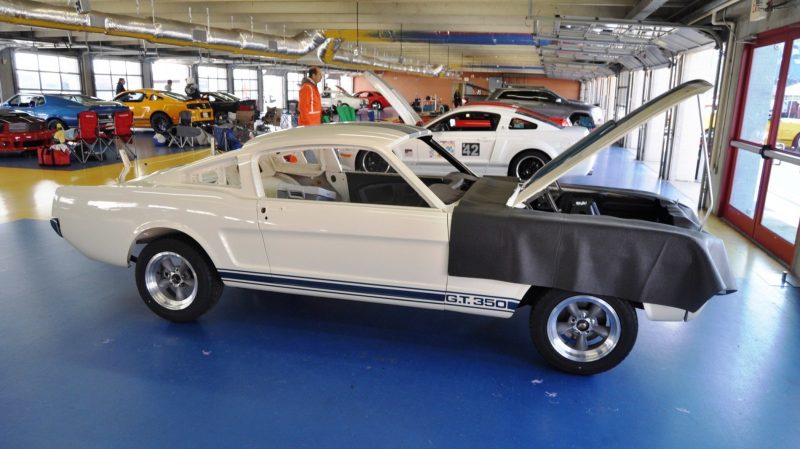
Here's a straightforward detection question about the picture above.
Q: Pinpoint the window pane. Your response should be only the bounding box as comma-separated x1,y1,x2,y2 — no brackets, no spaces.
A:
128,76,143,90
38,55,59,72
40,72,61,91
761,160,799,244
126,61,141,75
95,75,112,91
14,52,39,70
17,71,41,89
739,43,784,144
729,149,764,218
61,74,81,92
96,90,114,101
59,57,79,73
198,78,210,91
93,59,110,74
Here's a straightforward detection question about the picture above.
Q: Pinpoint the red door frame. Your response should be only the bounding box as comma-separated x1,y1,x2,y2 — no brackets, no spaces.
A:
720,24,800,264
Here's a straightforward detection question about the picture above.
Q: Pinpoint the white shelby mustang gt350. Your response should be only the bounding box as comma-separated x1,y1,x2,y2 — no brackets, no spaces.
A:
51,79,735,374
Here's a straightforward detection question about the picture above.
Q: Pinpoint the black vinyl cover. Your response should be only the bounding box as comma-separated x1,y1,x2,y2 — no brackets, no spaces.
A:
448,177,737,312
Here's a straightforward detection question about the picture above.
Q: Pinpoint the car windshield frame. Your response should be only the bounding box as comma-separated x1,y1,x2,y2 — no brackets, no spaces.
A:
420,136,477,177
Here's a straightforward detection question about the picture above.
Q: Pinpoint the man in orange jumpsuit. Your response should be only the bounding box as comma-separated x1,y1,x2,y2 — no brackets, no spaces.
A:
298,66,323,126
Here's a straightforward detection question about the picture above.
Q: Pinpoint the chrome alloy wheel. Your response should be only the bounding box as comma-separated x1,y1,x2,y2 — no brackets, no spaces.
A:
546,295,621,362
144,251,198,310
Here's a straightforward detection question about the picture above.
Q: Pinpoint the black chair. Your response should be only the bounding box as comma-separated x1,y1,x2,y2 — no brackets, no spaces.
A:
168,111,203,149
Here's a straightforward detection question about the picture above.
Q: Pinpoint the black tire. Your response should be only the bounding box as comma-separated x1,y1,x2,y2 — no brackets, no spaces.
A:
46,118,66,131
355,150,392,173
135,238,223,322
150,112,172,134
508,149,551,180
530,290,638,375
371,100,383,110
792,132,800,150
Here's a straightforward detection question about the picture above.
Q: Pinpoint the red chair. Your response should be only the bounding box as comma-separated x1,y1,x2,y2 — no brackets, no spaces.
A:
75,111,100,164
114,111,136,159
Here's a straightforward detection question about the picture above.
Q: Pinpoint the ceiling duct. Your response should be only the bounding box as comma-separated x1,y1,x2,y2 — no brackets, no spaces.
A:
317,39,445,77
0,0,326,59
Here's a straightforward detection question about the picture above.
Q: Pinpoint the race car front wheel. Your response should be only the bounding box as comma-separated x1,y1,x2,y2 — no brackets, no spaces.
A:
530,290,637,375
136,238,223,322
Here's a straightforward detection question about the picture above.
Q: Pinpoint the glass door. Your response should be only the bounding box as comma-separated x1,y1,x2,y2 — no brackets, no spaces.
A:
723,29,800,264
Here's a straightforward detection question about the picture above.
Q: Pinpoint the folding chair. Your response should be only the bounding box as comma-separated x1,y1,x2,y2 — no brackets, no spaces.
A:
114,111,136,160
75,111,101,164
168,111,203,149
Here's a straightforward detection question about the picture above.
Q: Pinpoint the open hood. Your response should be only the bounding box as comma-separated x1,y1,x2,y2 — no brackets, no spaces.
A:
335,85,353,96
362,71,422,126
507,79,713,208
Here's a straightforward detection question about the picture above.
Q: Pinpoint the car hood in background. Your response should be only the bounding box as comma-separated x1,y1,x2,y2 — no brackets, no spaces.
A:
507,79,713,208
363,71,423,126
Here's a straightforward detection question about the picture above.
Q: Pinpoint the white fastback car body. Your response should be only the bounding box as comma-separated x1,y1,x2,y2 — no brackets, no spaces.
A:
51,80,735,375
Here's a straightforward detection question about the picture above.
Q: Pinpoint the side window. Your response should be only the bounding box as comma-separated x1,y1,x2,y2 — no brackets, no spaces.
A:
150,95,161,101
185,157,241,188
509,117,538,130
7,95,22,106
118,92,144,102
447,112,501,132
499,91,535,101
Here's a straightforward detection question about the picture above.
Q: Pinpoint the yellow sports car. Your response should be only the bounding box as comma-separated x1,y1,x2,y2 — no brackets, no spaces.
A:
113,89,213,134
776,117,800,150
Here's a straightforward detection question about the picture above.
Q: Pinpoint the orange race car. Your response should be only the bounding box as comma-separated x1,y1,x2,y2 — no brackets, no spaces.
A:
113,89,213,134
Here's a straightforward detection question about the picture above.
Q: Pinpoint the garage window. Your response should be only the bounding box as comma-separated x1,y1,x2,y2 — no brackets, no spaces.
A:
198,65,228,93
233,68,258,100
93,58,143,100
14,51,81,95
287,72,304,102
152,61,189,95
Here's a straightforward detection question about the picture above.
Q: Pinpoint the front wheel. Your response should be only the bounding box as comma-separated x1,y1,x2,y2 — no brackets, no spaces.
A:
508,150,551,180
792,132,800,150
150,113,172,134
135,238,223,322
371,100,383,110
530,290,638,375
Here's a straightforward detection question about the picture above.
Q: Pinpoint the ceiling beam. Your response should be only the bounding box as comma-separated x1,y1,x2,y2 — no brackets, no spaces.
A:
624,0,669,20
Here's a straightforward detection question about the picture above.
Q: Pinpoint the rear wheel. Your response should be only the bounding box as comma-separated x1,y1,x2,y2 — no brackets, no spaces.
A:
150,112,172,134
135,238,223,322
530,290,638,375
46,118,66,131
508,149,551,180
371,100,383,110
792,132,800,150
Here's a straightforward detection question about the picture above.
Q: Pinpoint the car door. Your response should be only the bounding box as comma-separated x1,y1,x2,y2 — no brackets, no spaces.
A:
425,111,499,175
254,148,449,310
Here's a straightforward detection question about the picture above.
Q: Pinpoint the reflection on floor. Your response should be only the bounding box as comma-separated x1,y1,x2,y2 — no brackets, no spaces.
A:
0,137,797,448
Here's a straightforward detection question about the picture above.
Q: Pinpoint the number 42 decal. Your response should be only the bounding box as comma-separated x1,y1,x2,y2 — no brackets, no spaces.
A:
462,142,480,156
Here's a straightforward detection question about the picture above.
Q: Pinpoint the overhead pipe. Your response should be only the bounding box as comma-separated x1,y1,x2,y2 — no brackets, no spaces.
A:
0,0,326,59
317,39,445,77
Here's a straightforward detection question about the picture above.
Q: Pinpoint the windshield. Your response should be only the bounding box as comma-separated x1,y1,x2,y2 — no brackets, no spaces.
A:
212,92,239,101
162,91,190,101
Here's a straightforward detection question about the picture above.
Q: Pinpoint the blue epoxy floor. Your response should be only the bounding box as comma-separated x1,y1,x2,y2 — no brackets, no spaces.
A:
1,147,799,448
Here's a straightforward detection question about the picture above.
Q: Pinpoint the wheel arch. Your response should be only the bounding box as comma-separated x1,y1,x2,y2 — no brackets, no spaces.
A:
518,286,643,310
131,225,217,269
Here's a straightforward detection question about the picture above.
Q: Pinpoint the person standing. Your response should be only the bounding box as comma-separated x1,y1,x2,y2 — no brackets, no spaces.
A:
115,78,125,95
298,66,323,126
165,80,172,92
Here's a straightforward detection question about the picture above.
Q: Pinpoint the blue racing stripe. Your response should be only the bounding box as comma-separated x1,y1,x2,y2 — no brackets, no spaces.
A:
219,270,445,303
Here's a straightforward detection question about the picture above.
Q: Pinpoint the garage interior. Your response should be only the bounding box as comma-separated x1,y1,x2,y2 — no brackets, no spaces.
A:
0,0,799,447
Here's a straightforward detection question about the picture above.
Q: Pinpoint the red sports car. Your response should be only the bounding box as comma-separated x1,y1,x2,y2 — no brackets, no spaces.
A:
355,90,391,110
0,110,53,153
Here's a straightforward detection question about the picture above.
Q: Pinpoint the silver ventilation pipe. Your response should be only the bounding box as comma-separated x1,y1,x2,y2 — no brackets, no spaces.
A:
318,39,445,77
0,0,326,59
